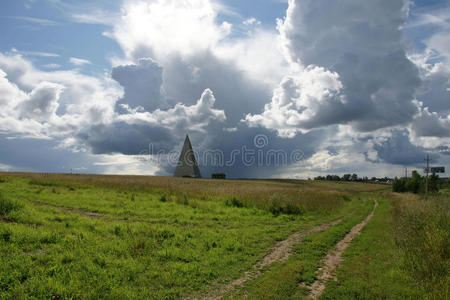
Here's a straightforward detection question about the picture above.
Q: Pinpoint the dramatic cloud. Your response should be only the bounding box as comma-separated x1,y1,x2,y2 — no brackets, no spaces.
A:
18,82,64,122
247,0,422,134
245,66,345,137
373,130,429,166
0,51,226,173
405,4,450,148
110,0,232,60
112,58,165,112
411,105,450,138
0,53,120,138
0,0,449,177
78,88,226,155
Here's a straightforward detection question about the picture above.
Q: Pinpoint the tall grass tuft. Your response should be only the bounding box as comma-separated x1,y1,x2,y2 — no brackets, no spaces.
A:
392,193,449,299
0,193,22,216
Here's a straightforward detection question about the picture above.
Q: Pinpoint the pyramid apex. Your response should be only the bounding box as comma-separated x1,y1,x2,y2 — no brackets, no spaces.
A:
174,134,201,178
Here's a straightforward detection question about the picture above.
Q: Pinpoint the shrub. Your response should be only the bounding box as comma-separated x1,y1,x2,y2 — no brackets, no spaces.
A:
269,199,282,215
428,174,440,193
342,195,352,202
114,226,121,236
284,201,302,215
225,197,244,208
183,194,189,205
1,229,12,242
269,198,302,216
394,171,442,194
393,177,407,193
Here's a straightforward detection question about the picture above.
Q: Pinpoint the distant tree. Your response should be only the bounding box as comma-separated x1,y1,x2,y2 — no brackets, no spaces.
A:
332,175,341,181
342,174,351,181
405,170,422,194
371,177,377,182
393,177,407,192
351,173,358,181
362,176,369,182
429,174,440,193
392,171,441,194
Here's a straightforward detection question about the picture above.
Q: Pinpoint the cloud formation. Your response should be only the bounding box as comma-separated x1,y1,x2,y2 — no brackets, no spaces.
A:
247,0,422,135
111,0,232,60
112,58,165,112
0,0,449,177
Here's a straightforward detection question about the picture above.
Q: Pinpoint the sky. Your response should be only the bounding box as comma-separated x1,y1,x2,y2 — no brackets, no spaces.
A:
0,0,449,179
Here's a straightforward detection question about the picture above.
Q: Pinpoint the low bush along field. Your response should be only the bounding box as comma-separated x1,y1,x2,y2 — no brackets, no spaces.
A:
0,173,390,299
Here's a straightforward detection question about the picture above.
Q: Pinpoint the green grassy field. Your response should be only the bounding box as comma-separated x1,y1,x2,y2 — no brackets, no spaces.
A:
0,173,447,299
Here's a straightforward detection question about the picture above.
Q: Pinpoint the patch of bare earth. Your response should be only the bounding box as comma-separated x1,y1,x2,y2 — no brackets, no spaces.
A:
305,199,378,299
195,218,343,300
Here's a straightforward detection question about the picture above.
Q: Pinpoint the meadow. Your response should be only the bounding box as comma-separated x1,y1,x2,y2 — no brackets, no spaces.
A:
0,172,447,299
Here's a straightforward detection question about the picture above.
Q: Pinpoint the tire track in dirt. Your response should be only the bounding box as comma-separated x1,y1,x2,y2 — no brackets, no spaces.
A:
305,199,378,299
197,218,344,300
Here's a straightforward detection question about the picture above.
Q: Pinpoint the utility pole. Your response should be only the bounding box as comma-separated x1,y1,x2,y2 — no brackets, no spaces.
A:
405,166,408,179
425,154,431,199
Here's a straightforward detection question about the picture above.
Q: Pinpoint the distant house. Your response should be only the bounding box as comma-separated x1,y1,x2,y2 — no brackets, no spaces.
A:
174,135,202,178
212,173,226,179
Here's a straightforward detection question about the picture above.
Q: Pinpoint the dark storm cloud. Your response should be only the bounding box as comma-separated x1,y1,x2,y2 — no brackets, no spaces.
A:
77,121,176,155
411,108,450,138
161,51,271,124
418,69,450,113
373,130,430,166
112,58,166,112
0,136,105,173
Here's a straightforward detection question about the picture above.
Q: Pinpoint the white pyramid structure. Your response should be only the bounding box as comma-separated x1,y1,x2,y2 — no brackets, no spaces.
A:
174,135,202,178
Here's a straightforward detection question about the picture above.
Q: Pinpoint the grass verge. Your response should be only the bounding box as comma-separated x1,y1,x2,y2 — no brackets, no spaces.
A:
391,192,449,299
320,196,426,299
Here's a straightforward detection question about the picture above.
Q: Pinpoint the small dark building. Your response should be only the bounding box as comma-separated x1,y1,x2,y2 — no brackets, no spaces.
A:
212,173,226,179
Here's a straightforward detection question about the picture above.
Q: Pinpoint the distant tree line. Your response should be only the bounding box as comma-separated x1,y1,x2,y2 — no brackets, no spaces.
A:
313,174,392,183
392,170,445,194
